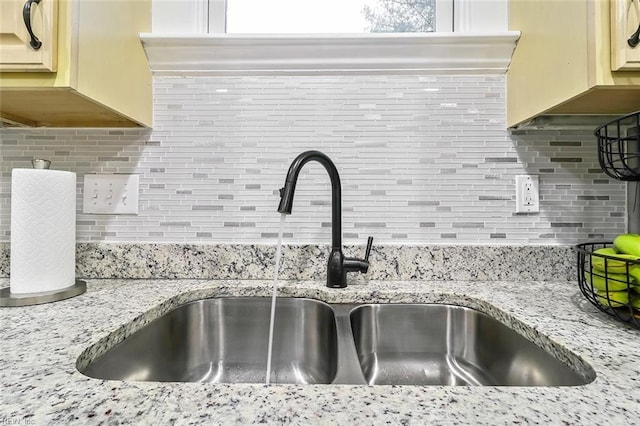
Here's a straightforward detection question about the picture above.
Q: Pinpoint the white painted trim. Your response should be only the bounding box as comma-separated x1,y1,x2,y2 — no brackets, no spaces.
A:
208,0,226,33
454,0,508,32
151,0,209,33
140,32,520,75
193,0,209,33
435,0,454,32
454,0,472,32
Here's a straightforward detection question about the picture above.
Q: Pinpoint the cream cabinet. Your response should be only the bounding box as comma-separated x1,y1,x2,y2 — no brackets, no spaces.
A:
0,0,152,127
0,0,57,71
611,0,640,70
507,0,640,128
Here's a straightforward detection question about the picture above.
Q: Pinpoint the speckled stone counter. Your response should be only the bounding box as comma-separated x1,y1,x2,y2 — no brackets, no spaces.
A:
1,278,639,425
0,242,578,281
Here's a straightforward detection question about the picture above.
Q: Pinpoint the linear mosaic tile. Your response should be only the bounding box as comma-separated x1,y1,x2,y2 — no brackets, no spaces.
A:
0,75,627,245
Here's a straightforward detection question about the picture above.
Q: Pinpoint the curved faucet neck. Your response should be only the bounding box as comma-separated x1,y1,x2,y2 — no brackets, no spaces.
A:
278,150,342,250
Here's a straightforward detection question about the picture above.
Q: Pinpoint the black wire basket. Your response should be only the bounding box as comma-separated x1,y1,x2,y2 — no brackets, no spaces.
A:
575,241,640,329
594,111,640,181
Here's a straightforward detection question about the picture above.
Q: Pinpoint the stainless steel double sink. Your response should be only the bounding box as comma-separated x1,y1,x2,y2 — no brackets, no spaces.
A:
77,297,595,386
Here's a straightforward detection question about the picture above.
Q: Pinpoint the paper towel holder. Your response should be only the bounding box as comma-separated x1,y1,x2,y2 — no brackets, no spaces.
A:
31,158,51,169
0,280,86,307
4,160,85,306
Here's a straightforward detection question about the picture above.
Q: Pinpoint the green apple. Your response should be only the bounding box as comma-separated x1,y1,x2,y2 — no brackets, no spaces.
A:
614,234,640,257
585,272,632,291
596,290,629,308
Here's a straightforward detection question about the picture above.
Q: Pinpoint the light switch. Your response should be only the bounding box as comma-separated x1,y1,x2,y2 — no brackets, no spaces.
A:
83,174,139,214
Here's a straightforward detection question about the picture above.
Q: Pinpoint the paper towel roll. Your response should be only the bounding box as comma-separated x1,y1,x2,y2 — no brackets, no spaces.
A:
10,168,76,294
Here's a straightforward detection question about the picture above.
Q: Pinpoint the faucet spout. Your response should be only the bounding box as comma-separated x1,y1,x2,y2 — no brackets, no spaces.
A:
277,150,342,250
278,150,372,288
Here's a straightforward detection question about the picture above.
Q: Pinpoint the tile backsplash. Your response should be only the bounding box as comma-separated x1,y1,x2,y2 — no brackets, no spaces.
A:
0,75,626,245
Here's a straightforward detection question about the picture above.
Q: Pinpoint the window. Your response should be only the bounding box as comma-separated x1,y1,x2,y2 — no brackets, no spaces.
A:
146,0,517,75
223,0,453,33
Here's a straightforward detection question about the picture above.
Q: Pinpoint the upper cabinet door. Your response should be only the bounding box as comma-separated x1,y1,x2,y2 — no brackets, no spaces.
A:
0,0,57,71
612,0,640,70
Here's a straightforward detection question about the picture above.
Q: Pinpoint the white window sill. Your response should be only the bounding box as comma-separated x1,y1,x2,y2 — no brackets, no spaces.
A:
140,32,521,76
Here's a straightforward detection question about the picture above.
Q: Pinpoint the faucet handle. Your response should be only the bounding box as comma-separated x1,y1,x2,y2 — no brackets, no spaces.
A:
364,236,374,261
341,236,374,279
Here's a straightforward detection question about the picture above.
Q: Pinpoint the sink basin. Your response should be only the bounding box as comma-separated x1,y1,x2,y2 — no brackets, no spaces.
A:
349,304,592,386
78,297,338,384
78,298,594,387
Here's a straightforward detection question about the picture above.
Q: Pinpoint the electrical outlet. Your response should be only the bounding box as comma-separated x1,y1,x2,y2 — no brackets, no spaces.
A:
83,174,139,215
515,175,539,213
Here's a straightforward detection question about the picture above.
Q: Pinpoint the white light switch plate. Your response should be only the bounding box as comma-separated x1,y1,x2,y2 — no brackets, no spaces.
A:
83,174,139,215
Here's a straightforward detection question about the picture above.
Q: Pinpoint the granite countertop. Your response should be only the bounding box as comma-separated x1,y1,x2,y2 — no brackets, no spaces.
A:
2,278,640,425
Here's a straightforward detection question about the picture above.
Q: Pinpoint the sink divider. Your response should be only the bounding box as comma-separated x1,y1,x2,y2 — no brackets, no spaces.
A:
332,304,368,385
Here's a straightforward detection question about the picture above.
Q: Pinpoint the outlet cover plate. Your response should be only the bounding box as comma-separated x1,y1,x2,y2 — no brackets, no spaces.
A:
515,175,539,213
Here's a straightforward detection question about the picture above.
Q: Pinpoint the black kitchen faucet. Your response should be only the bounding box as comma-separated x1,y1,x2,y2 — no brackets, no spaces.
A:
277,150,373,288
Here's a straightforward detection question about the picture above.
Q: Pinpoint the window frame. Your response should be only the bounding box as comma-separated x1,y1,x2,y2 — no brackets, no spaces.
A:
145,0,518,76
